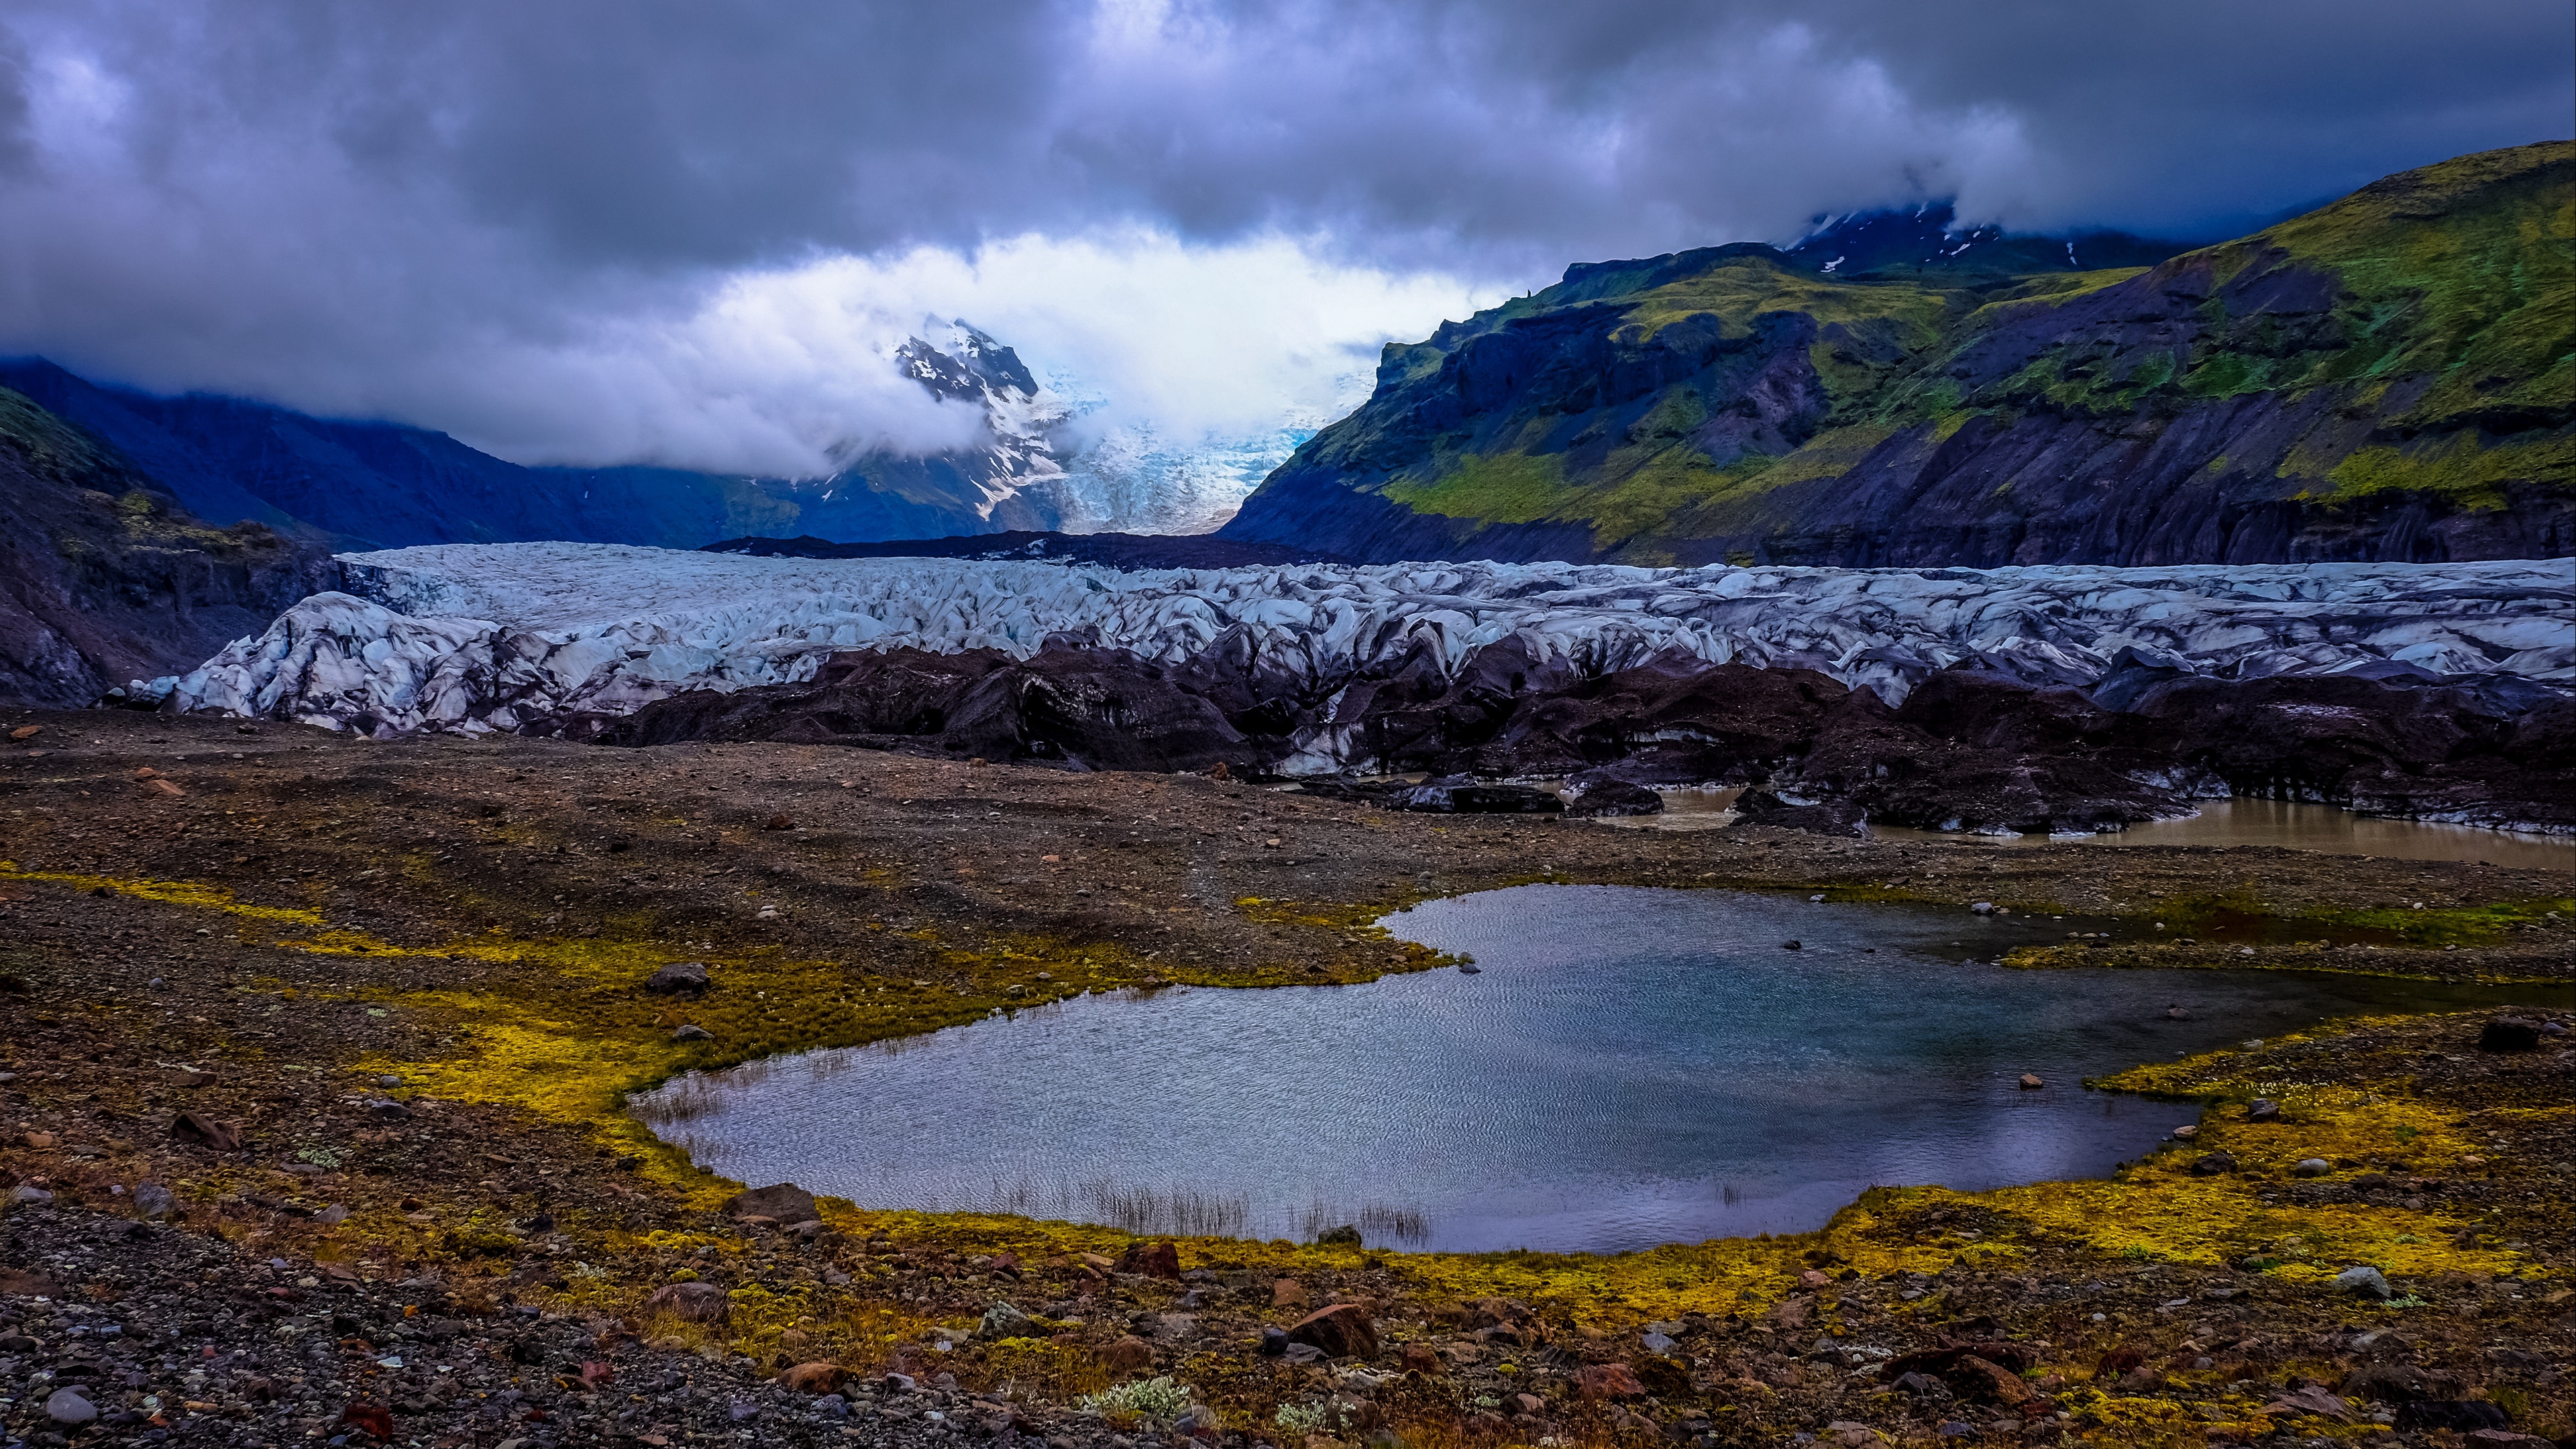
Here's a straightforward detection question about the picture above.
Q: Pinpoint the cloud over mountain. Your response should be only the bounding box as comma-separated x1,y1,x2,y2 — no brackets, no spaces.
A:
1,0,2567,476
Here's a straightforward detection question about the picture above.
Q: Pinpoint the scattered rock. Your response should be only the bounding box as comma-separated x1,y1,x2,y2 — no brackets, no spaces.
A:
2294,1158,2334,1177
1099,1335,1155,1374
763,813,794,830
133,1182,176,1220
1272,1278,1309,1309
726,1183,818,1223
172,1112,243,1151
2246,1098,2281,1122
1287,1303,1380,1359
778,1361,848,1393
1560,777,1664,817
1399,1342,1444,1375
2261,1385,2356,1421
1115,1240,1182,1279
1314,1222,1362,1246
8,1184,53,1205
2190,1151,2239,1175
978,1301,1035,1339
1946,1354,2035,1407
2478,1017,2542,1052
2019,1073,2044,1089
2399,1402,2512,1432
644,961,713,995
671,1023,712,1041
1578,1362,1648,1400
1782,939,1803,951
643,1281,733,1324
2333,1265,2394,1299
45,1386,99,1426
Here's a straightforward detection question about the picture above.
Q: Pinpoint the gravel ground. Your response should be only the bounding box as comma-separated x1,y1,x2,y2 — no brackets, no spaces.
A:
4,708,2573,1448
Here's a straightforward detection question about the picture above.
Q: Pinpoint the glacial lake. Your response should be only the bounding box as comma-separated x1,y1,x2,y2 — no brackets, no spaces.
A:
634,885,2567,1254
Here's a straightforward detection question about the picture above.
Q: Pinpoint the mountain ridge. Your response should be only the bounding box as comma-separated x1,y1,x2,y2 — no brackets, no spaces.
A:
1218,141,2575,566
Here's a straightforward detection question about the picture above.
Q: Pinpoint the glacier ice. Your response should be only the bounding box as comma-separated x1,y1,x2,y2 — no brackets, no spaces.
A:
162,543,2575,768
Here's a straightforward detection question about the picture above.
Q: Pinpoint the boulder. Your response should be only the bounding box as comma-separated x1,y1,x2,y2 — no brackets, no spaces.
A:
727,1183,818,1223
643,1281,733,1323
2333,1266,2394,1300
2478,1017,2542,1052
1287,1303,1381,1359
172,1112,243,1152
1100,1335,1155,1374
2398,1401,2512,1432
978,1301,1036,1339
778,1362,849,1393
1389,777,1563,814
1945,1354,2034,1407
2189,1151,2239,1175
1731,788,1867,837
1115,1240,1182,1279
46,1387,99,1426
1560,777,1663,817
133,1182,176,1221
1399,1342,1445,1375
645,961,712,996
1578,1362,1647,1400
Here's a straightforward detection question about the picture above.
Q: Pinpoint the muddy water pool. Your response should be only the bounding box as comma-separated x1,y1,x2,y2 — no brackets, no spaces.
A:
635,885,2565,1254
1585,790,2573,873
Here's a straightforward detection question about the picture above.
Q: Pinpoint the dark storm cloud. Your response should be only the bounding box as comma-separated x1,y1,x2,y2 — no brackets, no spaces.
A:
0,0,2566,470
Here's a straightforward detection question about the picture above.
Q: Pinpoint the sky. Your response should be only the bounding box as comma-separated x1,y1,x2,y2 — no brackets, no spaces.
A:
0,0,2568,477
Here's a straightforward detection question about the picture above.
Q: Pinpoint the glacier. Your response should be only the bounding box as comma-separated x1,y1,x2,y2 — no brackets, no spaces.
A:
152,544,2575,769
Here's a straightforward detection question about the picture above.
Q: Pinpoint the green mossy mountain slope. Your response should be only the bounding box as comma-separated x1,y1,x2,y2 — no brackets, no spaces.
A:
1220,142,2575,566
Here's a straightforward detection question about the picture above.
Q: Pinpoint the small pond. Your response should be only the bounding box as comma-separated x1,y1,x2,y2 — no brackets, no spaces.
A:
635,885,2566,1255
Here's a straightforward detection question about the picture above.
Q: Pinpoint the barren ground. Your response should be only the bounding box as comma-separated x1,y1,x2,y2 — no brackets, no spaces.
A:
3,708,2571,1449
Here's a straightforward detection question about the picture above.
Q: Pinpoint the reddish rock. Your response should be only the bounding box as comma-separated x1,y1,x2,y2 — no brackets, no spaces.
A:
337,1403,394,1440
1272,1278,1310,1309
1399,1342,1444,1375
172,1112,241,1152
989,1252,1022,1279
1578,1363,1648,1400
1948,1354,2035,1406
1286,1303,1380,1359
778,1362,848,1393
1100,1335,1155,1374
1511,1393,1547,1416
1116,1240,1181,1279
2094,1346,2145,1381
642,1281,731,1324
725,1183,818,1223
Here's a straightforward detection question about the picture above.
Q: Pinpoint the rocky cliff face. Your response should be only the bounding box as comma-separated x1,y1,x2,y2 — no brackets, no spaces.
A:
0,387,339,706
1220,142,2574,566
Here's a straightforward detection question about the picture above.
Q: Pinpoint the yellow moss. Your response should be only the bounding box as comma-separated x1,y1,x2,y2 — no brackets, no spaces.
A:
9,859,2543,1331
1,862,330,926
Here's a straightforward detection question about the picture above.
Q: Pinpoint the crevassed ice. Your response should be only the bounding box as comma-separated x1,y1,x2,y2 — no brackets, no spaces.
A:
157,543,2576,767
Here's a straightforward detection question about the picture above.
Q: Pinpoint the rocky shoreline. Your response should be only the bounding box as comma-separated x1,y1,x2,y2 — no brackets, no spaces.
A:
4,709,2573,1448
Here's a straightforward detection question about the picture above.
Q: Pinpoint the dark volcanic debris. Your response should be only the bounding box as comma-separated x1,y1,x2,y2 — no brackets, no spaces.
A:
3,706,2573,1447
